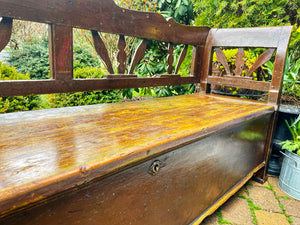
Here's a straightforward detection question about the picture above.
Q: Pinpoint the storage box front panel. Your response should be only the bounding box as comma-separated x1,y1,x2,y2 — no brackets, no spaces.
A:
1,115,271,225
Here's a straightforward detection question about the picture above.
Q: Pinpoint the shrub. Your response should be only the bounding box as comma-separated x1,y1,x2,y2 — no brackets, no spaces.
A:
8,39,50,79
0,62,42,113
48,67,122,107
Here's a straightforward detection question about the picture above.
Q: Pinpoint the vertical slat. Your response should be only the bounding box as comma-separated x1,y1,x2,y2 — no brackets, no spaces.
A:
167,43,174,74
175,45,188,74
268,26,293,104
91,30,114,74
215,48,231,75
0,17,13,53
128,39,147,74
234,48,244,76
49,25,73,80
117,35,126,74
200,30,214,93
246,48,275,77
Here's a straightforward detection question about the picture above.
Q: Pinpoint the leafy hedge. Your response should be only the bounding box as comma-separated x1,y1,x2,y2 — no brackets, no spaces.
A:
0,62,42,113
47,67,122,107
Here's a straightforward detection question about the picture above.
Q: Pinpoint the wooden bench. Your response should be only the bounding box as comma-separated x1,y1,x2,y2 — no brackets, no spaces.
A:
0,0,292,224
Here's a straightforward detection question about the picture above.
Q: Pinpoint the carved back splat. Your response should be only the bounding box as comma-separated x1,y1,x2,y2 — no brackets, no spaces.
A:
201,26,293,105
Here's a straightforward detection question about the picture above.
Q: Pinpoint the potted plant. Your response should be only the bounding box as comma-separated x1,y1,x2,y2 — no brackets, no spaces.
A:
278,114,300,200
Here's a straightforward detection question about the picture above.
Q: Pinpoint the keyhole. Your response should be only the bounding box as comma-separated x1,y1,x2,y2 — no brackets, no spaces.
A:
150,160,161,175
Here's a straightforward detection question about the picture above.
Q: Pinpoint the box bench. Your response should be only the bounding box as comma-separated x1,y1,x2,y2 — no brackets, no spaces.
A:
0,0,292,224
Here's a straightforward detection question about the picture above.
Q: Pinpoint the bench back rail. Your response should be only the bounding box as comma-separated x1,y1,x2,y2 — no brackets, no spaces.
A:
0,0,209,97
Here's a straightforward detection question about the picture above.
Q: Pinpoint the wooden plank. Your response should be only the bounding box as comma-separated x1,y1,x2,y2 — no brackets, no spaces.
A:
0,76,196,97
0,17,12,53
0,0,210,45
234,48,244,76
49,25,73,80
175,44,188,74
246,48,275,77
0,94,274,219
268,26,293,104
128,39,147,74
209,26,289,48
91,30,114,74
167,43,174,74
215,47,230,75
117,35,126,74
192,163,265,224
1,119,271,225
207,76,270,92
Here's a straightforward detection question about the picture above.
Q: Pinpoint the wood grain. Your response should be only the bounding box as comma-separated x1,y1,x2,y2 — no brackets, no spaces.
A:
117,35,126,74
215,47,230,75
167,43,174,74
0,17,12,53
208,76,270,91
128,39,147,74
0,93,274,219
0,0,210,45
49,25,73,80
0,77,197,97
175,44,188,74
91,30,114,74
234,48,244,76
246,48,275,77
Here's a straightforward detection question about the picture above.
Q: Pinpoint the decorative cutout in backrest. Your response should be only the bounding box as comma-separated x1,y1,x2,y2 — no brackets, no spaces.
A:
213,47,275,79
91,31,191,77
201,26,293,105
0,0,209,97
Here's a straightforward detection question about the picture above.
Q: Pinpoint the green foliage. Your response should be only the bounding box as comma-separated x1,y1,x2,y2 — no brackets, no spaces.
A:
48,67,121,107
281,114,300,155
73,42,102,69
264,55,300,98
8,39,50,79
193,0,291,28
157,0,194,25
0,62,42,113
154,84,195,97
192,0,300,64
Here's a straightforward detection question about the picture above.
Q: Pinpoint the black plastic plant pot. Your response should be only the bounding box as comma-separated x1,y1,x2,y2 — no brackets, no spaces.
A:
268,106,300,176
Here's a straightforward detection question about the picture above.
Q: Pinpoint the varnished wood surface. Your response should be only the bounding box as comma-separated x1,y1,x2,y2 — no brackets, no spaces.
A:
1,120,270,225
0,0,209,45
0,94,274,216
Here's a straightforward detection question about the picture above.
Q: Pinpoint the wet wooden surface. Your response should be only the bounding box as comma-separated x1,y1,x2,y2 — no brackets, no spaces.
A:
1,117,270,225
0,93,274,217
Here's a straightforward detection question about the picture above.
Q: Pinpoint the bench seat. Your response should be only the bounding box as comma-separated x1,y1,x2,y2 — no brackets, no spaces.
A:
0,93,274,224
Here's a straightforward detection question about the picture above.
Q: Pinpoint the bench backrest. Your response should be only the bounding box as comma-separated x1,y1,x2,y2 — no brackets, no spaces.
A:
0,0,209,97
200,27,293,105
0,0,293,107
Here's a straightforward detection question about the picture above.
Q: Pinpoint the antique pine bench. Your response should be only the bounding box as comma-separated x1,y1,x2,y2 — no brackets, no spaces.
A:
0,0,292,224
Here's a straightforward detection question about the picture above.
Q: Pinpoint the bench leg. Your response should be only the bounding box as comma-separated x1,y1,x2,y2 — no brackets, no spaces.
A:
253,111,278,184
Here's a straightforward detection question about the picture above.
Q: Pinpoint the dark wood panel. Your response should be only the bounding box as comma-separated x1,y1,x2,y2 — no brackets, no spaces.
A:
207,76,270,92
49,25,73,80
0,114,272,225
0,94,274,217
0,0,209,45
0,76,196,97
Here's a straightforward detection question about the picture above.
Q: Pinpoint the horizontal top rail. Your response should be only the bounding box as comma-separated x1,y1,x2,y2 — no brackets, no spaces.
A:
0,0,209,45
